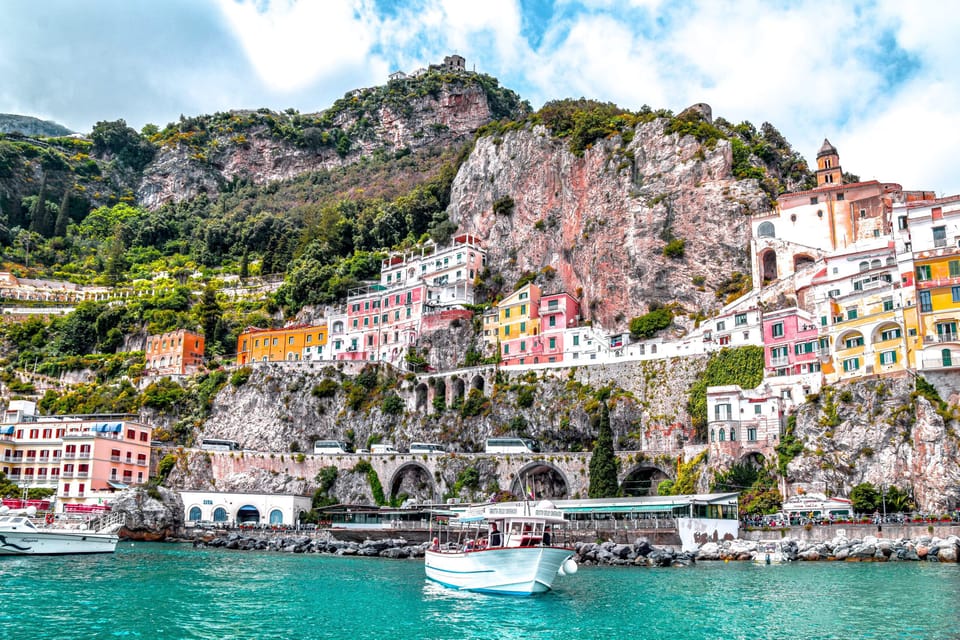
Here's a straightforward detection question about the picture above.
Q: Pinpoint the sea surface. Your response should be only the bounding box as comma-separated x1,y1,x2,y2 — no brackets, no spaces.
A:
1,543,958,640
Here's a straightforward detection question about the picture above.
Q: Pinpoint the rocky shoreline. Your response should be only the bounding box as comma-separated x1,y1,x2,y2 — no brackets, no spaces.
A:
192,531,960,566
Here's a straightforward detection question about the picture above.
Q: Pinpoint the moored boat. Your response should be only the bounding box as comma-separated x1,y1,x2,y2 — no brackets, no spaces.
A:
753,541,787,565
424,500,578,595
0,515,119,555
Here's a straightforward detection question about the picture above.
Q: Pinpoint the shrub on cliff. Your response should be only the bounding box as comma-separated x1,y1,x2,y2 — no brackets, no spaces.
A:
629,307,673,340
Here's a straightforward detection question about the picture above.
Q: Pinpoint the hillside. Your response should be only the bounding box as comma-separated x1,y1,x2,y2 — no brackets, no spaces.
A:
0,114,73,137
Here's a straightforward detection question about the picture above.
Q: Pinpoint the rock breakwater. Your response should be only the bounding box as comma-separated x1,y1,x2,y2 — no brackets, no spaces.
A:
698,534,960,563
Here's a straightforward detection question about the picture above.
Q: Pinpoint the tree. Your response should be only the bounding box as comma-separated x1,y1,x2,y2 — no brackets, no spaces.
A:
850,482,878,513
588,401,619,498
198,284,222,357
629,307,673,340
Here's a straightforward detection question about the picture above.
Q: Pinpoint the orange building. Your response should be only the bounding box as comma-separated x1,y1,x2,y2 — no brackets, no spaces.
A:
145,329,205,375
236,323,328,364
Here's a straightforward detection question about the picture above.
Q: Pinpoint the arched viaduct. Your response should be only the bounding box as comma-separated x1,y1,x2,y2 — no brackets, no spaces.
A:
203,450,680,503
409,366,497,414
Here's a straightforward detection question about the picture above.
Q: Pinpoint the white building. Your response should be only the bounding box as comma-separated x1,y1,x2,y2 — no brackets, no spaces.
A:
180,490,312,526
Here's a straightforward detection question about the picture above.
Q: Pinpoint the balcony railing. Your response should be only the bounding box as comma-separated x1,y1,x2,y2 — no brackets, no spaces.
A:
769,357,790,367
110,455,121,462
921,357,958,370
61,471,74,478
916,275,960,290
931,333,958,343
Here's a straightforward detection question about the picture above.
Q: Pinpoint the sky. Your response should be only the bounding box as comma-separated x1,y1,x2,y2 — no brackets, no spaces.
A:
2,0,959,196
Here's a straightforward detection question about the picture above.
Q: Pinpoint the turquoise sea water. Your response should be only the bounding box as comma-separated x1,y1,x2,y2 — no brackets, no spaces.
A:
1,543,958,640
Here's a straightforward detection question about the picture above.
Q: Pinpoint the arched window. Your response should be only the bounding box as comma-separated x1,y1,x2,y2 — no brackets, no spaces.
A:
188,506,201,521
710,429,715,442
213,507,228,522
730,428,736,441
718,428,726,442
757,221,775,238
886,257,895,266
871,259,881,269
859,261,869,272
269,509,283,525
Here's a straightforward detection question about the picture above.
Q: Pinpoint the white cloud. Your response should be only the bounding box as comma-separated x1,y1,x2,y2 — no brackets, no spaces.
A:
217,0,379,93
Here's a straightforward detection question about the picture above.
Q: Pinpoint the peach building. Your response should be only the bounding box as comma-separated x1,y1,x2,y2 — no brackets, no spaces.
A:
0,401,152,512
236,323,328,364
145,329,205,375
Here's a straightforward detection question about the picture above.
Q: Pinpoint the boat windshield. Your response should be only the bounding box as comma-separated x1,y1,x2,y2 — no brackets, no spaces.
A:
0,516,38,530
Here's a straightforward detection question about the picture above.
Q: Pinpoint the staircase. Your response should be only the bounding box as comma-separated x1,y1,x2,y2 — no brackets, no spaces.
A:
89,510,127,534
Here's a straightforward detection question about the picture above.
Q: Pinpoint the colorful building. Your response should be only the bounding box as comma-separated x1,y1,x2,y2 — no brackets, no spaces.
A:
0,402,152,512
236,324,327,365
706,384,783,451
145,329,205,376
761,307,821,377
894,196,960,372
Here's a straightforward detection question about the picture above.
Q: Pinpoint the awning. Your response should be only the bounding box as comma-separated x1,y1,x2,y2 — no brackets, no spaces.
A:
107,481,128,489
561,504,677,514
0,426,14,435
110,423,122,432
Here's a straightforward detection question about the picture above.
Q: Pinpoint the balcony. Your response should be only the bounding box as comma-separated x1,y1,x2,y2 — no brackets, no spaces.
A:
110,455,121,462
916,274,960,290
769,357,790,367
136,460,148,466
930,333,959,344
62,452,76,459
61,471,74,478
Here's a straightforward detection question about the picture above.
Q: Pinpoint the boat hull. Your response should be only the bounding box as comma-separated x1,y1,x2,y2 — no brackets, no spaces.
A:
425,546,572,595
0,530,119,555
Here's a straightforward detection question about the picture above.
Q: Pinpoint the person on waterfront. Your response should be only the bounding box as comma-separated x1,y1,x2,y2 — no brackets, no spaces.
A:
489,522,501,547
542,526,551,546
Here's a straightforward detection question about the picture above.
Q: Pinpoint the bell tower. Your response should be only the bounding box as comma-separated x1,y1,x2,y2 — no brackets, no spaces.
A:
816,138,842,188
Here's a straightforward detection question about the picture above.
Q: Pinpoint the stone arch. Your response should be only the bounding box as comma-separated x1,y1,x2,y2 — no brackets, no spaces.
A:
269,509,283,524
837,329,865,349
757,221,775,238
433,378,447,411
738,451,766,469
213,507,228,522
470,374,485,395
871,321,902,344
389,462,438,504
414,383,428,412
237,505,260,524
793,254,816,271
760,249,778,283
450,376,465,408
510,461,570,499
620,464,671,496
188,506,201,521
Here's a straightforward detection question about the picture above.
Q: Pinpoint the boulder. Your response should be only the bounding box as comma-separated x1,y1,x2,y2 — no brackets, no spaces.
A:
111,486,185,541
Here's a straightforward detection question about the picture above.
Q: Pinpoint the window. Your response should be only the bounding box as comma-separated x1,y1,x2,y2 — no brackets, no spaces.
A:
718,429,726,442
757,221,775,238
213,507,228,522
953,286,960,303
716,321,725,331
272,338,278,346
519,291,528,300
573,335,580,346
859,209,867,219
520,322,526,333
842,357,860,372
715,404,732,421
846,308,858,320
950,260,960,278
821,316,827,327
916,265,932,281
942,349,953,367
879,350,897,365
520,304,526,315
503,345,509,355
836,193,844,201
504,326,510,336
549,337,556,349
189,507,202,521
735,313,747,326
754,404,762,415
520,341,526,352
859,261,869,272
504,308,510,319
919,291,933,313
880,328,902,341
883,298,894,312
772,322,784,338
794,341,815,355
747,428,757,441
810,197,818,205
770,345,788,360
933,226,947,248
548,316,556,327
844,335,864,348
729,428,736,441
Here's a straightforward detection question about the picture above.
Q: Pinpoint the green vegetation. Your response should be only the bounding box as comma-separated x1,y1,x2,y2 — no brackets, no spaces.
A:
588,401,619,498
629,306,673,340
662,238,686,258
775,415,804,476
659,450,707,496
353,459,386,505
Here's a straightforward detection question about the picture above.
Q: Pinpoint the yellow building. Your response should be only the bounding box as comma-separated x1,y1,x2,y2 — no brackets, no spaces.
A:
236,323,328,364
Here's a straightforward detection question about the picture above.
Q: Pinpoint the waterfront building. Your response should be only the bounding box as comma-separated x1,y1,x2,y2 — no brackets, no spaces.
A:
0,402,152,512
144,329,205,376
180,490,312,526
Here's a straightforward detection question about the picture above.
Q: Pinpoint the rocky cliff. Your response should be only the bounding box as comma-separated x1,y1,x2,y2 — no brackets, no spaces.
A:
448,117,766,330
785,376,960,512
138,74,523,209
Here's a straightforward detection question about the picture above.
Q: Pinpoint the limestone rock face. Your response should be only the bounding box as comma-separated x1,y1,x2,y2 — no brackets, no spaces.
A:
448,119,766,330
786,377,960,511
111,486,184,540
137,83,499,210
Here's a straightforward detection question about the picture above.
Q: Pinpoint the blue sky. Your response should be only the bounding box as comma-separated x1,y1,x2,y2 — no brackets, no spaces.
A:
2,0,958,195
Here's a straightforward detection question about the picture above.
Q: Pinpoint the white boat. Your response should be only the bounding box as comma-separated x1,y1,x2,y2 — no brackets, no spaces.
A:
0,515,119,555
753,541,787,565
424,500,578,595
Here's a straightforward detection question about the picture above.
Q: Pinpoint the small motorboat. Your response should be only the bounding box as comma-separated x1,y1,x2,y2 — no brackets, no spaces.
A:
753,541,787,565
0,515,119,555
424,499,578,595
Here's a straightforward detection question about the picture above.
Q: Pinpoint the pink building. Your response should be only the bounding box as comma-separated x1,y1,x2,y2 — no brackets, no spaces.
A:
0,404,152,512
762,307,822,377
538,292,581,364
339,283,426,363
